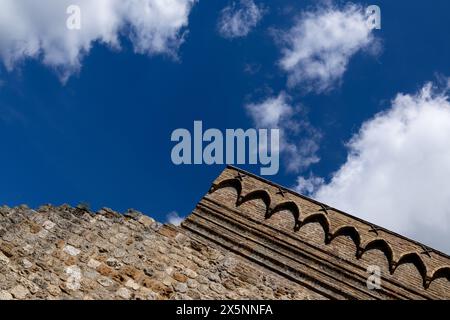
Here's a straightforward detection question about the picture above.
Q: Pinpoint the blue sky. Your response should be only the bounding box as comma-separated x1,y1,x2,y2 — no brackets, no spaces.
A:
0,1,450,252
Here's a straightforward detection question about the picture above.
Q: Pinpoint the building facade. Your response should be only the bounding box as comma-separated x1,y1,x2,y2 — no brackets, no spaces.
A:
0,166,449,299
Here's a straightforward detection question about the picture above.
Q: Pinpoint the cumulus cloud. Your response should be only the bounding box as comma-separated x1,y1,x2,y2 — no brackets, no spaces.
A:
218,0,265,39
166,211,184,226
246,92,321,172
299,81,450,253
0,0,197,82
279,3,379,92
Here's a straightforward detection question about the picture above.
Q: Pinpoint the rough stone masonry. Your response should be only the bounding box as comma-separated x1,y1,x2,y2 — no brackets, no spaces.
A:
0,204,312,300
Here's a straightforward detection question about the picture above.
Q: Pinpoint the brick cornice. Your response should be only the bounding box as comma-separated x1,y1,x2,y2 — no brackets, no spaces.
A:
182,166,450,299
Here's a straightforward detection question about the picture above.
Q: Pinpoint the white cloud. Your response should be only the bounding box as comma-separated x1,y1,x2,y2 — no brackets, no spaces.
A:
166,211,184,226
0,0,197,82
295,174,324,195
301,81,450,253
245,92,293,128
279,3,379,92
246,92,321,172
218,0,265,39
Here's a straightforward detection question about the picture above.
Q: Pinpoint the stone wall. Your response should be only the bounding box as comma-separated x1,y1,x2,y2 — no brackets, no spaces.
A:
1,166,450,300
0,204,319,300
